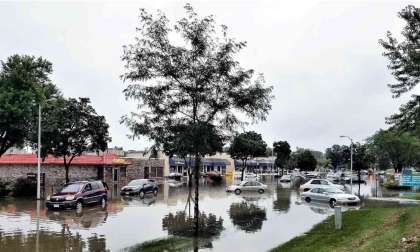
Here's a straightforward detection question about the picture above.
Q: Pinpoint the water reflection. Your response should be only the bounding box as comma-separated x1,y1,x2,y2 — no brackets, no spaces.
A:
229,202,267,233
273,187,291,213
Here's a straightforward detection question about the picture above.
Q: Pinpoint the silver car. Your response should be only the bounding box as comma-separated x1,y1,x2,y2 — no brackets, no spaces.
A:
301,187,360,207
226,181,268,195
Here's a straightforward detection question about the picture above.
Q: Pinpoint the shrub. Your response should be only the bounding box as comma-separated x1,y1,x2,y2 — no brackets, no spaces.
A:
12,178,36,197
0,180,10,197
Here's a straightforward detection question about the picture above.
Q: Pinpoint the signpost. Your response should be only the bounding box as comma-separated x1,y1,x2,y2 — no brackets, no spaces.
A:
400,169,420,187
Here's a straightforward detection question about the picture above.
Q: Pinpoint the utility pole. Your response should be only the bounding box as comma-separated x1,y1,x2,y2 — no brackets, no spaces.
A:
37,103,41,200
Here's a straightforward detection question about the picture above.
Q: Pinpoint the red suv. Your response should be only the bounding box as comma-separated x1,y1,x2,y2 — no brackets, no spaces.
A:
46,181,108,210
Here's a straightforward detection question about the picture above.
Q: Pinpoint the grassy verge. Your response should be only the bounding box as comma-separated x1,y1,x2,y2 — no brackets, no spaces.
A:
271,206,420,252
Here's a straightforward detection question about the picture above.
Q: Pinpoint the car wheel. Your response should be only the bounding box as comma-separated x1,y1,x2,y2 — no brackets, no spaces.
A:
258,189,265,194
329,199,337,208
153,188,158,196
234,189,241,195
100,197,107,209
76,201,83,212
305,197,311,203
139,190,145,199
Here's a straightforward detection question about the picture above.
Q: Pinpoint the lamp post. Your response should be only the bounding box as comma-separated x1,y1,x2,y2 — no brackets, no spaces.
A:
340,135,353,194
37,103,42,200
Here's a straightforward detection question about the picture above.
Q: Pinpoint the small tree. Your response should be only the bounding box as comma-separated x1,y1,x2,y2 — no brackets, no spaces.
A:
273,141,291,176
0,55,58,156
228,131,267,181
35,97,111,183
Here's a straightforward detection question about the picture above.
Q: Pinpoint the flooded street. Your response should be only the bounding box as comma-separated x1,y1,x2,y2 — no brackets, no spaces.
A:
0,176,389,252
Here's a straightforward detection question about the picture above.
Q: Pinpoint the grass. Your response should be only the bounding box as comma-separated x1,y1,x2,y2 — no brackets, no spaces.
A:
270,206,420,252
123,237,194,252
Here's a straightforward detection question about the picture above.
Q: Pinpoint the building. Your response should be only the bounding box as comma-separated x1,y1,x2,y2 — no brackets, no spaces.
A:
0,153,130,196
168,152,235,176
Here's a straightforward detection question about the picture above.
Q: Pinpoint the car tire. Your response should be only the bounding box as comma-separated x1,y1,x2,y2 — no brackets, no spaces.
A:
76,200,83,212
234,189,241,195
305,197,311,203
100,197,107,209
329,199,337,208
258,189,264,194
153,188,158,196
139,190,145,199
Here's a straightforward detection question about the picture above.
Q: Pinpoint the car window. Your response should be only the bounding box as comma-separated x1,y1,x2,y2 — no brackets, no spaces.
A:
311,180,320,185
60,183,83,193
128,180,144,186
318,188,325,193
84,184,92,192
243,182,250,187
91,182,99,190
311,188,319,193
320,180,329,185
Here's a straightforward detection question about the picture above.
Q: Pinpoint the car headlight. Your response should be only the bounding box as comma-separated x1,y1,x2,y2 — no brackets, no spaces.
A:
65,195,75,201
46,195,50,201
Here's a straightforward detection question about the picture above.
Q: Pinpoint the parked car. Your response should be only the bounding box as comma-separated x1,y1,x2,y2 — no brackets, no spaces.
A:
301,187,360,207
120,179,158,198
243,173,259,181
300,179,345,192
46,181,108,211
226,181,268,195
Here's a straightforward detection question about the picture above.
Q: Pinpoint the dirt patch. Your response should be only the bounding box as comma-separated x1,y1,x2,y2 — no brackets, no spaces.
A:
398,215,420,252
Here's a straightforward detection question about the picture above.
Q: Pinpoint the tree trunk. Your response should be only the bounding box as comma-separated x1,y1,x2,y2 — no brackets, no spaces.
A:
241,159,247,181
193,153,200,237
358,170,361,196
65,165,70,184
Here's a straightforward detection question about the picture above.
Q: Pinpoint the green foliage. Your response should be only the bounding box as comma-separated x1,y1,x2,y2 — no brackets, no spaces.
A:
0,180,10,197
273,141,291,170
295,149,317,171
12,178,36,197
124,237,194,252
368,129,420,172
121,4,273,158
379,5,420,98
0,55,59,156
32,97,111,183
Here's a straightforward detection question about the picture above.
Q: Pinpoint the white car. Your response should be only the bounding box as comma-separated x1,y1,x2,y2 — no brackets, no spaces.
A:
226,181,268,194
300,179,345,192
301,187,360,207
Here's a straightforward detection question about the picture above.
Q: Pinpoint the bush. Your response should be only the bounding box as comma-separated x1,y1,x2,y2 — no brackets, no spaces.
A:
0,180,10,197
12,178,37,197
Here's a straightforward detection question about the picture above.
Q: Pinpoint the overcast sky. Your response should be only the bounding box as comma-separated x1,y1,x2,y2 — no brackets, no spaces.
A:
1,0,418,152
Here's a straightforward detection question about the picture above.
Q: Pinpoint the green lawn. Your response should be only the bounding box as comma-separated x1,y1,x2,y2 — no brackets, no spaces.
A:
271,206,420,252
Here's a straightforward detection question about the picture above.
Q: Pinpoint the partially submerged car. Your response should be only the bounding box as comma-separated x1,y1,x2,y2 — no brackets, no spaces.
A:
226,181,268,195
300,179,345,192
301,187,360,207
46,181,108,211
120,179,158,198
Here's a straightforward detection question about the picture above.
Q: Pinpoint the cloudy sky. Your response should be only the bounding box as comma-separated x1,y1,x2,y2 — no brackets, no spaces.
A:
1,0,418,152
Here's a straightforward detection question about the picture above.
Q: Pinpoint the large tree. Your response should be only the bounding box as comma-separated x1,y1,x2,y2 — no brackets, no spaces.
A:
0,55,58,156
295,149,317,171
121,4,272,230
228,131,267,181
35,97,111,183
325,145,345,170
380,6,420,135
368,129,420,172
273,141,291,176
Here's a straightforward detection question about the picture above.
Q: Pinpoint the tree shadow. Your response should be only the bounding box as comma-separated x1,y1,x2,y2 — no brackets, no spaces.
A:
228,201,267,233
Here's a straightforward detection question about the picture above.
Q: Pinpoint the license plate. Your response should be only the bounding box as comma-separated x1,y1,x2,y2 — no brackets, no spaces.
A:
53,204,59,208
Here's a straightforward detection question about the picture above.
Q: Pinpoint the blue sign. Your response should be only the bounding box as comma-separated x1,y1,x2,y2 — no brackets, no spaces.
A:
400,169,420,187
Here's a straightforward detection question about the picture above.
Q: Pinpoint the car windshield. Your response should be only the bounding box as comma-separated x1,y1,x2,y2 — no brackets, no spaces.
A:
128,180,144,186
324,188,344,194
60,183,83,193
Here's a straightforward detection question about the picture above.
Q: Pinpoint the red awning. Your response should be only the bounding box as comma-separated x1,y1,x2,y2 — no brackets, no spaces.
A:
0,153,130,166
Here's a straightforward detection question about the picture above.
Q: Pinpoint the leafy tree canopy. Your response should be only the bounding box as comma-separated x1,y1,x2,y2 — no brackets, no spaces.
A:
295,149,317,171
0,54,59,156
273,141,291,169
228,131,267,160
34,97,111,183
121,4,273,157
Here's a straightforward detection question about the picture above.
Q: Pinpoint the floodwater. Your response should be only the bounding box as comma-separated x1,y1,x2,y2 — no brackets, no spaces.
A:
0,176,385,252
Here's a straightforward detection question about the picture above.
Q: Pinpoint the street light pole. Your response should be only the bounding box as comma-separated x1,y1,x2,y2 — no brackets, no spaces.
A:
340,135,353,194
37,103,41,200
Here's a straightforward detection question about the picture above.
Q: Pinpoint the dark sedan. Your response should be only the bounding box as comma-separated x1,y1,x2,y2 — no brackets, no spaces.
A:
120,179,158,198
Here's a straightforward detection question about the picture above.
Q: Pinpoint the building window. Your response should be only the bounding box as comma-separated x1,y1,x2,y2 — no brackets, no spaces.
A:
120,166,127,178
113,168,119,182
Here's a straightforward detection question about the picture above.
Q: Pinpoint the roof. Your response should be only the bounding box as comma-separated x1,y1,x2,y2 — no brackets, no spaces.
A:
0,153,130,166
